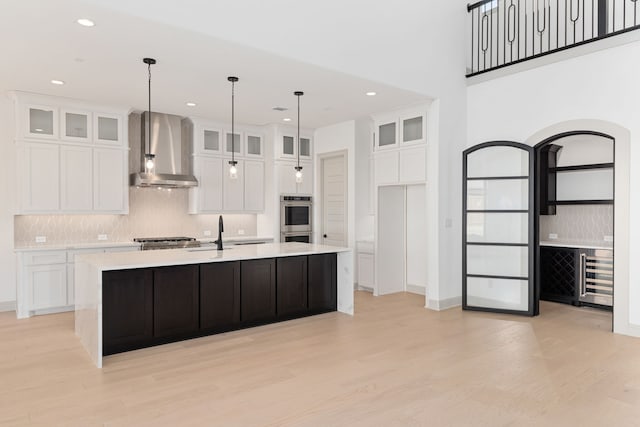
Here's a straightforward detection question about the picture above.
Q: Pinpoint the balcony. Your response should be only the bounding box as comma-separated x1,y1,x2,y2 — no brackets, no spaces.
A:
467,0,640,76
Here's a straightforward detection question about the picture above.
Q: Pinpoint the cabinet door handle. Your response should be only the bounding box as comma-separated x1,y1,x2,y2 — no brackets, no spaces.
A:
579,253,587,296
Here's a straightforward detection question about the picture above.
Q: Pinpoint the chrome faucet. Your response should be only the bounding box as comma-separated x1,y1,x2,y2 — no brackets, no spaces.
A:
214,215,224,250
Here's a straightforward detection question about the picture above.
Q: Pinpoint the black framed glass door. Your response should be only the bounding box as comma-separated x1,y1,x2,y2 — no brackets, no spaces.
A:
463,141,537,316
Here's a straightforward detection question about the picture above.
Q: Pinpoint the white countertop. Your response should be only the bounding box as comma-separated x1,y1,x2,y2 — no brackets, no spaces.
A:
76,242,351,271
14,241,141,252
539,240,613,250
198,236,274,244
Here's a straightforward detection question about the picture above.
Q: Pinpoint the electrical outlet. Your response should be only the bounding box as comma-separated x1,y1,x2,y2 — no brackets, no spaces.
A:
203,230,212,237
238,229,245,235
604,235,613,242
35,236,46,243
548,233,558,240
98,234,108,241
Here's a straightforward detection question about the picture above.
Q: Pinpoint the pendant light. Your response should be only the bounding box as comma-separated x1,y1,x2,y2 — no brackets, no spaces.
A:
294,91,304,183
143,58,156,174
228,76,239,179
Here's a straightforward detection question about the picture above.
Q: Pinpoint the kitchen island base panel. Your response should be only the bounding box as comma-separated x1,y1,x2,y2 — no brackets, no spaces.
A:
75,243,353,367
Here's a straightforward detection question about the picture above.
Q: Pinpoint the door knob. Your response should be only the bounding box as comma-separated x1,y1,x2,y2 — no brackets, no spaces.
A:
323,234,327,238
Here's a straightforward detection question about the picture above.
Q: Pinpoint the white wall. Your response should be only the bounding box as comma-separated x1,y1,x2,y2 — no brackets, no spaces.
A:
0,94,16,307
354,118,374,241
406,185,427,289
467,40,640,336
313,121,356,249
93,0,470,309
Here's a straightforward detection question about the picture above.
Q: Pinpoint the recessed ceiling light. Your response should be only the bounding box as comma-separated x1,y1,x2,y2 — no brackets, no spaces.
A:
34,128,44,132
77,18,95,27
273,106,288,112
50,79,65,85
366,91,377,96
283,118,292,122
186,102,197,107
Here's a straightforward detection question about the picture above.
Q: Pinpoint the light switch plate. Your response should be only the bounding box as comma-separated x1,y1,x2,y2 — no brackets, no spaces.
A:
548,233,558,240
203,230,212,236
98,234,108,241
35,236,46,243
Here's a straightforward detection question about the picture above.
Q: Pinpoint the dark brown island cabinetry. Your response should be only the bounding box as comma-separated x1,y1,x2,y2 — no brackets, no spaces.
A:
102,254,338,356
241,258,276,323
102,268,153,355
200,261,240,331
277,256,308,318
153,265,199,338
309,253,337,312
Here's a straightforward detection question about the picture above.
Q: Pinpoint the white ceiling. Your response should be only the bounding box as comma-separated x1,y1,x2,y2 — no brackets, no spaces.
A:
0,0,433,128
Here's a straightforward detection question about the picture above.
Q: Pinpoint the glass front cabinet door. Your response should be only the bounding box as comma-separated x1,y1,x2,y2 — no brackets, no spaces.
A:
62,109,91,143
25,105,58,139
93,113,122,144
245,134,263,158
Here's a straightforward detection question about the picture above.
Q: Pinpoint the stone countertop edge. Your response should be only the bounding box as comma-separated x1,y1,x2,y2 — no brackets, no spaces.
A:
539,240,613,250
14,241,142,252
76,242,352,271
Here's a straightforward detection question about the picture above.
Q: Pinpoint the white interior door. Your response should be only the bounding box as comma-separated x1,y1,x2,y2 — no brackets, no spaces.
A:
376,185,405,295
321,154,347,246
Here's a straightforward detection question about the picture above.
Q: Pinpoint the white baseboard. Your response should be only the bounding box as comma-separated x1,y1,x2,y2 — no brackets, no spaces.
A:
406,284,426,296
355,284,374,293
0,301,16,313
426,296,461,311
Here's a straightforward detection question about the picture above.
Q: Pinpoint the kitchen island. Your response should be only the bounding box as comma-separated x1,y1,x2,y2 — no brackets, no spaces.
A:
75,242,353,367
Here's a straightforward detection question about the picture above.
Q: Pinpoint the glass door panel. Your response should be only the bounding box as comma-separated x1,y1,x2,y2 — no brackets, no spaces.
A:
467,179,529,210
463,141,536,316
466,212,528,244
467,146,529,178
467,277,529,311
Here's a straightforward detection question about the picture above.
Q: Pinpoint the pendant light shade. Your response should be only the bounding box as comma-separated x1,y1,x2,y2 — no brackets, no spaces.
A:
143,57,156,174
294,91,304,183
228,76,239,180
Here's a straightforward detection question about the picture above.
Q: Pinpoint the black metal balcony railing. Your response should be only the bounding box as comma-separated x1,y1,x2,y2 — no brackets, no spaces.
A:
467,0,640,76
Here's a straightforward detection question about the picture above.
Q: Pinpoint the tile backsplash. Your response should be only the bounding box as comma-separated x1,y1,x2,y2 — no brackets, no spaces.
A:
539,204,613,242
15,188,257,246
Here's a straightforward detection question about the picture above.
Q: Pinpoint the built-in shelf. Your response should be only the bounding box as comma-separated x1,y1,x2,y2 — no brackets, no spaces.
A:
551,162,614,172
550,200,614,205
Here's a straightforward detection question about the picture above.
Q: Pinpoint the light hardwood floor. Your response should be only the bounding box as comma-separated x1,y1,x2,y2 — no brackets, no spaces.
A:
1,291,639,426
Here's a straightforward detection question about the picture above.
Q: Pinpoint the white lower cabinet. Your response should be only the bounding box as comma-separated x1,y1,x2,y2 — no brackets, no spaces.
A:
17,246,139,318
356,241,375,290
28,263,67,310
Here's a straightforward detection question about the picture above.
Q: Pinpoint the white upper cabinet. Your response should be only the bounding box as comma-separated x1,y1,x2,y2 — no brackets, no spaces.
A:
25,105,59,140
278,132,313,160
373,107,427,151
296,162,313,195
61,109,91,143
93,148,127,212
60,145,93,212
244,160,265,211
93,113,123,145
191,119,224,155
400,114,426,145
19,142,60,212
281,134,296,158
225,131,243,157
223,160,244,211
12,92,129,214
299,137,312,160
377,121,397,149
190,156,224,213
245,133,264,158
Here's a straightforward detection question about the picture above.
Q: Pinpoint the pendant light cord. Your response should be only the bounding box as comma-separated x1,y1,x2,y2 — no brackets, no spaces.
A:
231,79,235,164
147,62,151,156
297,94,300,169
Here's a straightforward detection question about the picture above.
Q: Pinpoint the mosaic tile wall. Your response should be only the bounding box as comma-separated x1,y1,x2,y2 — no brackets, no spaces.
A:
14,188,258,246
539,204,613,242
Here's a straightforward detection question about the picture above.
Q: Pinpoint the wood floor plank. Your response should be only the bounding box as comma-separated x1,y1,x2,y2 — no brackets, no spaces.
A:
1,291,639,426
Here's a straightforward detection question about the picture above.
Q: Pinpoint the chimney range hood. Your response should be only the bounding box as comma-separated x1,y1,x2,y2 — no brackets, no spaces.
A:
129,111,198,188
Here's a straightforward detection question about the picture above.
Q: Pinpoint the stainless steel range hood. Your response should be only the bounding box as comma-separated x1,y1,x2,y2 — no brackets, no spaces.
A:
129,111,198,188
